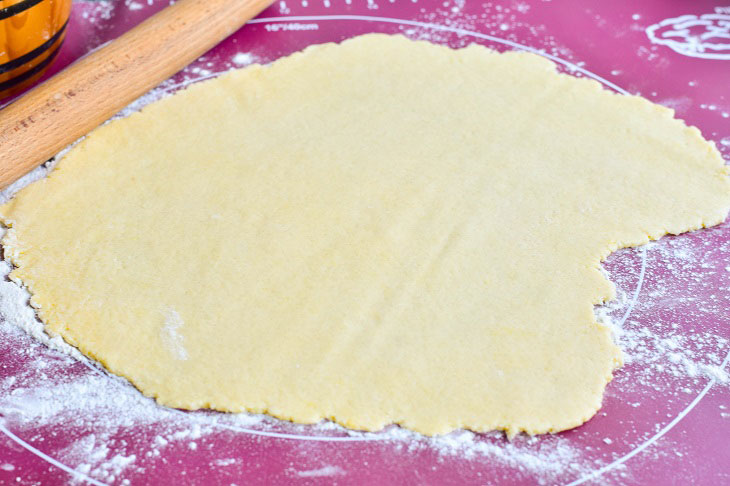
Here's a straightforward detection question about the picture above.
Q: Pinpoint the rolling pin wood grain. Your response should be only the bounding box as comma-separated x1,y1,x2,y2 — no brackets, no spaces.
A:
0,0,273,190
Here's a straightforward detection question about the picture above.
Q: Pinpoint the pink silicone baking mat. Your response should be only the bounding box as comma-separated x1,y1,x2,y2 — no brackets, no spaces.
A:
1,1,729,484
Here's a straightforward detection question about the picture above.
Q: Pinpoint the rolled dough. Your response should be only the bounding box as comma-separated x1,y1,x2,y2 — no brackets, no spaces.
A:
2,35,729,436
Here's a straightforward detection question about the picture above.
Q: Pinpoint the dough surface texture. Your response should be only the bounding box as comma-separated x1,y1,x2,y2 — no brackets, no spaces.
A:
2,35,729,436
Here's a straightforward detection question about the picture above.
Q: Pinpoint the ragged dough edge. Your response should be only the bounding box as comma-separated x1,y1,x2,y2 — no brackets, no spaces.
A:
1,34,730,438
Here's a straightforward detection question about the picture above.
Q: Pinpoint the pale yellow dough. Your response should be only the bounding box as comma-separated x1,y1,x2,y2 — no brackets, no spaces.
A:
2,35,729,437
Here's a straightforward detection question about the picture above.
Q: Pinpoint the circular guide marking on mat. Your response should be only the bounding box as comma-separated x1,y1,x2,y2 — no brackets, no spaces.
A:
4,14,728,485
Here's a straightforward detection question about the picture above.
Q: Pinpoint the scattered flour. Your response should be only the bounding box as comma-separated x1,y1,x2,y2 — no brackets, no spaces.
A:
213,458,237,467
397,0,575,65
232,52,256,66
79,1,114,24
61,435,136,485
294,465,345,477
0,260,84,361
125,1,143,11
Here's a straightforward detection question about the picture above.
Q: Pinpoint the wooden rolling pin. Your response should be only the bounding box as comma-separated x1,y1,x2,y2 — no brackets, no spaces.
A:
0,0,273,189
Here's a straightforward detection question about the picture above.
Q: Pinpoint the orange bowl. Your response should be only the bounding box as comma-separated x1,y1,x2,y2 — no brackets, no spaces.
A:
0,0,72,99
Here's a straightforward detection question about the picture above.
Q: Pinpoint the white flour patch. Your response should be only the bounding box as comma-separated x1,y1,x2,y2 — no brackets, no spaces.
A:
382,427,591,479
657,96,692,114
0,463,15,471
232,52,256,66
61,435,136,484
213,458,237,466
125,0,143,11
0,259,84,361
294,465,345,477
161,308,188,361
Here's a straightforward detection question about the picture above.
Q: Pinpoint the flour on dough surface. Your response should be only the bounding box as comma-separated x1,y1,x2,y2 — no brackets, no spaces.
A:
1,34,728,437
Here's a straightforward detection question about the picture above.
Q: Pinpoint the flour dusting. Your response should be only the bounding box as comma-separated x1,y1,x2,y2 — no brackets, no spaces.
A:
231,52,256,66
294,465,345,477
161,308,188,361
